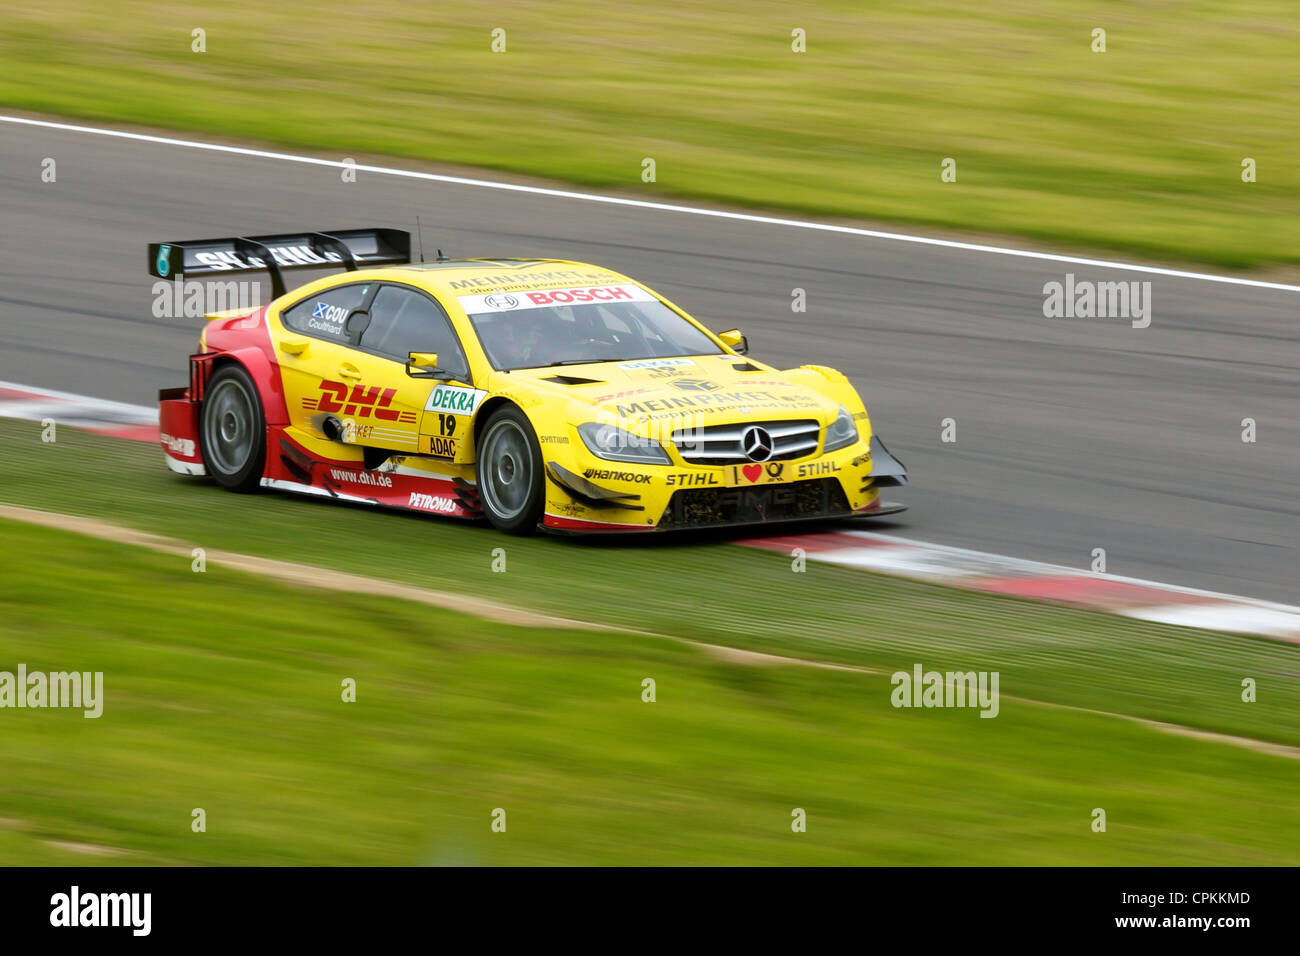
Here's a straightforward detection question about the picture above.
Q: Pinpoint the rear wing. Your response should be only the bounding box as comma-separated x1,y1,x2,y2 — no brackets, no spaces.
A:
148,229,411,299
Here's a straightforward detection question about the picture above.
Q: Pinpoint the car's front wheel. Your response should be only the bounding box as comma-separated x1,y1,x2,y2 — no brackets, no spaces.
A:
200,364,266,492
476,405,544,534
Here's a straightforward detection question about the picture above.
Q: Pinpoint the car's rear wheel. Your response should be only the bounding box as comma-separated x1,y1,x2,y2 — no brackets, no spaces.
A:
476,406,544,534
200,364,266,493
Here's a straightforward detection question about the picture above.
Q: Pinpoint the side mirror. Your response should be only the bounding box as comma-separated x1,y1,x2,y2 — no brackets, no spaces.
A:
718,328,748,355
406,351,453,379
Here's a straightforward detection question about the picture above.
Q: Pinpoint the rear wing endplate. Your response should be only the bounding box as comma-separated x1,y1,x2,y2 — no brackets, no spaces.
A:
148,229,411,299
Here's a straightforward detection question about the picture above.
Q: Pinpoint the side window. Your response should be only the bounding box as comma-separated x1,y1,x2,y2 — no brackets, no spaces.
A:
281,283,372,343
362,286,468,378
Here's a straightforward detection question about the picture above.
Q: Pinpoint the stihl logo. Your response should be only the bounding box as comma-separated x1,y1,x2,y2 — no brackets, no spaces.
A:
310,381,401,420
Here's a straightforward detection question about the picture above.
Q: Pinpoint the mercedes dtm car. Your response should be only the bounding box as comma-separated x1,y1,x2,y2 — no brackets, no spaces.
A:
154,229,906,534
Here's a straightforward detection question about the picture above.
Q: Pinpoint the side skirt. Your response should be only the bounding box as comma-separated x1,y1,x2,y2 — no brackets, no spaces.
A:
261,431,482,520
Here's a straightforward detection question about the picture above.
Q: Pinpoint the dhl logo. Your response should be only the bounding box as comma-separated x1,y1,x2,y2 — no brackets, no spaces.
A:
302,380,416,422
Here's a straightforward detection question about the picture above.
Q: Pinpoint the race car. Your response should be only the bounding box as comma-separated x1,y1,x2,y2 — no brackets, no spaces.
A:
154,228,907,534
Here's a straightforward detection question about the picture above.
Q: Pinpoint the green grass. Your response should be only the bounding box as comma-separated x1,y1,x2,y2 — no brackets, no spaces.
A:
2,417,1300,756
3,516,1300,865
1,1,1298,266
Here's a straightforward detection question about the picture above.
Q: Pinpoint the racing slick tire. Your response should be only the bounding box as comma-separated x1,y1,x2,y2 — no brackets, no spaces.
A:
476,405,545,534
200,364,267,493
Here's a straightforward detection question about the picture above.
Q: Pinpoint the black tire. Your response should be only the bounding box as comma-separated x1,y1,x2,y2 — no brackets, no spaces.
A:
475,405,544,534
200,364,266,493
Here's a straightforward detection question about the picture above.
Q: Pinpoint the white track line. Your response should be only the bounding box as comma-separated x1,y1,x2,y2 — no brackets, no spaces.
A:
6,378,1297,641
5,114,1300,294
745,530,1300,641
822,528,1300,611
811,528,1300,616
0,379,157,424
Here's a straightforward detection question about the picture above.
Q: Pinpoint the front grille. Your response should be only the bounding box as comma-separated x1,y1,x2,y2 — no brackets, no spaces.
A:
658,478,850,529
671,419,820,465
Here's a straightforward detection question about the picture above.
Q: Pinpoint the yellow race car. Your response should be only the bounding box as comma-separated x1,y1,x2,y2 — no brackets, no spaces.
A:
154,229,906,534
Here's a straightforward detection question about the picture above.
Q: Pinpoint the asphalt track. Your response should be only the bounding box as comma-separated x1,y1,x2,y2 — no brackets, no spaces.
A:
1,118,1296,603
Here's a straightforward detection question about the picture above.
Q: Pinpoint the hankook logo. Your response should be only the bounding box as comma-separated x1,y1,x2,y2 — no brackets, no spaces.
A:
672,379,721,392
742,425,773,462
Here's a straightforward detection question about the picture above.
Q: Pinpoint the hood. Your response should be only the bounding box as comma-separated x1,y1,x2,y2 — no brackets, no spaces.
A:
503,354,843,431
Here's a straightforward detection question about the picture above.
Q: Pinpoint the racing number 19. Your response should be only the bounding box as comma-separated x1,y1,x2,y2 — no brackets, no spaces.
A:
437,413,457,436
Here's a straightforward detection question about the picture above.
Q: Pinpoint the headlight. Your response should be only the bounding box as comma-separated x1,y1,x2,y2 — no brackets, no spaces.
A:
578,422,672,465
822,406,860,453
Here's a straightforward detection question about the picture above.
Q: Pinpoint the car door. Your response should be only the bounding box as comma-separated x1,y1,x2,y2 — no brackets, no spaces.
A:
276,280,385,438
353,283,478,460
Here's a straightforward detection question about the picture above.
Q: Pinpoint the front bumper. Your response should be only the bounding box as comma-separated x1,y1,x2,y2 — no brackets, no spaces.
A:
541,433,907,532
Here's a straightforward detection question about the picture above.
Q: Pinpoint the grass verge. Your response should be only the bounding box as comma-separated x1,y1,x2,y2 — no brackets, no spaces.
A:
1,1,1298,266
3,516,1300,865
1,418,1298,757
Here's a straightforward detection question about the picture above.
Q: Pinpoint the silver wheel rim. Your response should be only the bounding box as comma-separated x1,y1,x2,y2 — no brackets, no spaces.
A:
480,419,534,521
204,378,257,475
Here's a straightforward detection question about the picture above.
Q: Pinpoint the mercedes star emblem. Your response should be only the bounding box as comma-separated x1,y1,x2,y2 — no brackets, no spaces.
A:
742,426,773,462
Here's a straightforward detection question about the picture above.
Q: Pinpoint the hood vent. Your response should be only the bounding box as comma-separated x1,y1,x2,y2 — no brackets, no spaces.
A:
542,374,605,386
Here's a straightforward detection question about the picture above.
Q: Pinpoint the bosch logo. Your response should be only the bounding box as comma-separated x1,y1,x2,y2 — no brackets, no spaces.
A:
483,293,520,310
742,426,773,462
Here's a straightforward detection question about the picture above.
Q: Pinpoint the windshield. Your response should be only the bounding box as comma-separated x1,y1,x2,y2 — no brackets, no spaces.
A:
460,283,722,370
